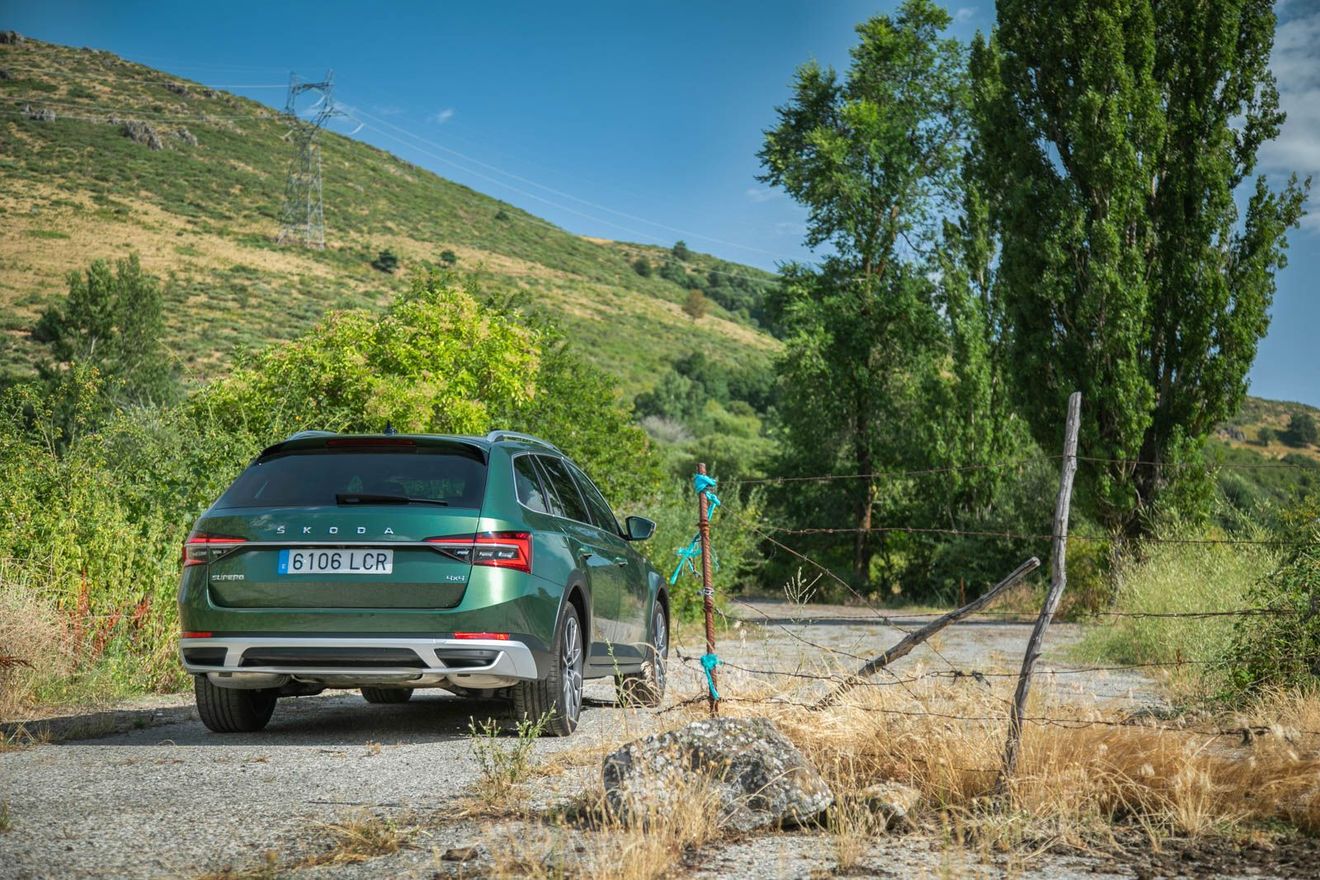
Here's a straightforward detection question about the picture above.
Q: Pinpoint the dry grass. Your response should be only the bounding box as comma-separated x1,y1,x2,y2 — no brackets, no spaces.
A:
488,774,725,880
0,563,76,719
299,811,408,866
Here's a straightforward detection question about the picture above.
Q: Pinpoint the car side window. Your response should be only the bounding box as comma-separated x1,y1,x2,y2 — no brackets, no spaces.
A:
536,456,592,524
512,455,550,514
568,462,621,535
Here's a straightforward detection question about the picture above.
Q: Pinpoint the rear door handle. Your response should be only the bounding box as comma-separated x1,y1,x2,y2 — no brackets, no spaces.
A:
613,557,628,567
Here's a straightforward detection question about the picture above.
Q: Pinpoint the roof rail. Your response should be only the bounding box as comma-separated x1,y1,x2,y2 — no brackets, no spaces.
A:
485,430,561,453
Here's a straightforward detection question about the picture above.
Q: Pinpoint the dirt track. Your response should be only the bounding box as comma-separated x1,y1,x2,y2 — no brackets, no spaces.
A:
0,601,1261,880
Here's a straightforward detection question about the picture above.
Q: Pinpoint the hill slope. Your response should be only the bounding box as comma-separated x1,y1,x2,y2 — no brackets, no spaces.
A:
0,36,780,394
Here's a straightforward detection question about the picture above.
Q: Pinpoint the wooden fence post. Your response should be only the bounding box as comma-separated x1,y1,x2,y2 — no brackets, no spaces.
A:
998,391,1081,795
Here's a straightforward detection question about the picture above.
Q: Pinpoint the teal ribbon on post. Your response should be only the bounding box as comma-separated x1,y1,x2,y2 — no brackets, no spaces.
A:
669,536,701,585
700,652,721,701
668,472,722,585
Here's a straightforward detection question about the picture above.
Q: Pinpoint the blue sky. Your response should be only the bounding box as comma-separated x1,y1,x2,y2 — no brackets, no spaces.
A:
7,0,1318,406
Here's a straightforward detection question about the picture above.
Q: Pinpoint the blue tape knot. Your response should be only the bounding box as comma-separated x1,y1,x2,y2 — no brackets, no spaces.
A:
700,652,721,701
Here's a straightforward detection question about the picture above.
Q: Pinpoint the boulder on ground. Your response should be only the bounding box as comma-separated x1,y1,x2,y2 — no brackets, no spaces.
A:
23,105,55,122
0,31,24,45
858,781,922,831
176,127,198,146
602,716,833,833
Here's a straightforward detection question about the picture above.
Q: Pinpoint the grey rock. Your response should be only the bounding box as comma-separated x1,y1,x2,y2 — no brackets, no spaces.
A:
602,716,833,833
858,781,921,831
164,82,189,96
440,844,486,862
0,31,24,45
176,127,198,146
23,104,55,122
121,120,163,150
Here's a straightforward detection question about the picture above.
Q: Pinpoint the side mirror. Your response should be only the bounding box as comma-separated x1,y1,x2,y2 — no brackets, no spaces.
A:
624,515,656,542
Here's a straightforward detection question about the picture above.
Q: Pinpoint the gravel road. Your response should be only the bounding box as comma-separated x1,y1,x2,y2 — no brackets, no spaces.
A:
0,602,1191,880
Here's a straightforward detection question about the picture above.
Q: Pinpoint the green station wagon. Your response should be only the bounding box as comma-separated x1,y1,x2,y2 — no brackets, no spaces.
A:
178,430,668,736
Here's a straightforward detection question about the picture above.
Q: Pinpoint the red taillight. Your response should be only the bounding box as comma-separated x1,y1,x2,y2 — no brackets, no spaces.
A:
180,631,213,639
182,533,247,567
425,531,533,574
453,632,510,640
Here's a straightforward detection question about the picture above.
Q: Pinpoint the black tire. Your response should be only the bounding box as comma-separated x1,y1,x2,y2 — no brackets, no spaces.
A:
361,687,413,704
512,603,584,737
194,675,277,733
616,599,668,708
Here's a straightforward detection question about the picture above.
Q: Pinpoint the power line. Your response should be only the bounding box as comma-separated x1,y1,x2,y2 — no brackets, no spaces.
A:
347,104,783,259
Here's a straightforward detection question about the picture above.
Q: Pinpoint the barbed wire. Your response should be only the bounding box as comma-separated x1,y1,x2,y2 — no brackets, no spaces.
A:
753,523,1315,547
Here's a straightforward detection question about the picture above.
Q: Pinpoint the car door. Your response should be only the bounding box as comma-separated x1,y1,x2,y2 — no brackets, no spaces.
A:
566,461,648,650
533,455,631,663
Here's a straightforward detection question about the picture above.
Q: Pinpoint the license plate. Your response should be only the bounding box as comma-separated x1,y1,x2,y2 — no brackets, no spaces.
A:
278,548,394,575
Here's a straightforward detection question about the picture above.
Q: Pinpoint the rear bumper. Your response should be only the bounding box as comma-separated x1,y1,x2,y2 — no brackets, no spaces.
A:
179,635,539,690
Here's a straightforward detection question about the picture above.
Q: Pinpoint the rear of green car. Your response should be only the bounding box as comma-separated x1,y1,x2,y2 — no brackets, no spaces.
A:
178,431,667,736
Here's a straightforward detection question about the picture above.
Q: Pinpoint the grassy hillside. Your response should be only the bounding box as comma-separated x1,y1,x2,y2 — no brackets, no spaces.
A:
1214,397,1320,464
0,36,780,395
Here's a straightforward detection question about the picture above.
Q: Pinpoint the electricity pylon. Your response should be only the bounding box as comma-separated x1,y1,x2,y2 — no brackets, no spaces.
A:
277,71,337,248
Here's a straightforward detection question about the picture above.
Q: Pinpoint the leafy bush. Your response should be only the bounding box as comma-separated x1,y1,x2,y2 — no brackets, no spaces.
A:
631,257,652,277
1226,497,1320,693
671,240,691,261
1283,413,1319,448
683,289,709,320
371,249,399,273
438,249,458,266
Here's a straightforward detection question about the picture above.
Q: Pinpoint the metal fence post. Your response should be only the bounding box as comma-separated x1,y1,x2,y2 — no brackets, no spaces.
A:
697,462,719,716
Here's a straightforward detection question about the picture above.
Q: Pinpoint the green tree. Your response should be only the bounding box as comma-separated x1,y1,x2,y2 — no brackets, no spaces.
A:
631,257,652,277
1284,412,1319,448
683,289,709,320
758,0,967,589
972,0,1309,539
31,255,177,445
671,240,691,261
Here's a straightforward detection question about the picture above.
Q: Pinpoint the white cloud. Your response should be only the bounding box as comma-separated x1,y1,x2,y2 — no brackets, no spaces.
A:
954,7,976,23
431,108,455,125
745,186,780,203
1260,9,1320,231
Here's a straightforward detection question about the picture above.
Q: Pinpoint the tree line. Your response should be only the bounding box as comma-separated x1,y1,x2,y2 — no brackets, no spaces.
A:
753,0,1309,595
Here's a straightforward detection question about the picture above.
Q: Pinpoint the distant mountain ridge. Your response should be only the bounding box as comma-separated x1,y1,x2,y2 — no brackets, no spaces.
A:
0,35,780,394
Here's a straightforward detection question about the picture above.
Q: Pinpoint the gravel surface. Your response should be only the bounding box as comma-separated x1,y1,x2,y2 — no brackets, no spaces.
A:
0,601,1243,880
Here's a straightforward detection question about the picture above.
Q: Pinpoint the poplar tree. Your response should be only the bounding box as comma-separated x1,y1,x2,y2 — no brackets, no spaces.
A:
973,0,1309,538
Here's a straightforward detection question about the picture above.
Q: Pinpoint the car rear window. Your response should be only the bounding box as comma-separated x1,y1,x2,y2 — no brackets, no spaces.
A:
216,449,487,509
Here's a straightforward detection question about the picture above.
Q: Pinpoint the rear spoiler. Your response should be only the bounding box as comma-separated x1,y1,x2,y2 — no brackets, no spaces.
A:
256,433,488,462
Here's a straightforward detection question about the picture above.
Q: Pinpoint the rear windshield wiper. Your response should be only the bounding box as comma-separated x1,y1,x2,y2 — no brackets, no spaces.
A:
335,493,449,506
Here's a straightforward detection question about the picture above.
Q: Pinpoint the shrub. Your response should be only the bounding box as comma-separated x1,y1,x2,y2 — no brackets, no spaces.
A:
671,240,691,261
683,289,709,320
370,249,399,273
438,249,458,265
1283,412,1319,448
1226,497,1320,693
631,257,652,277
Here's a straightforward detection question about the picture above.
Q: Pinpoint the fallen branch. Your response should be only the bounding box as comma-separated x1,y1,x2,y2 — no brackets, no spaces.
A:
813,556,1041,710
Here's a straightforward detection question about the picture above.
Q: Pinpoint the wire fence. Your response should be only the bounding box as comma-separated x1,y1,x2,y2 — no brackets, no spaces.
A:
668,428,1320,775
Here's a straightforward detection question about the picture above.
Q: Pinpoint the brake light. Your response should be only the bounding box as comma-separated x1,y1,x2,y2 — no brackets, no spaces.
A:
453,632,510,640
182,533,247,567
425,531,533,574
180,631,213,639
325,437,417,448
